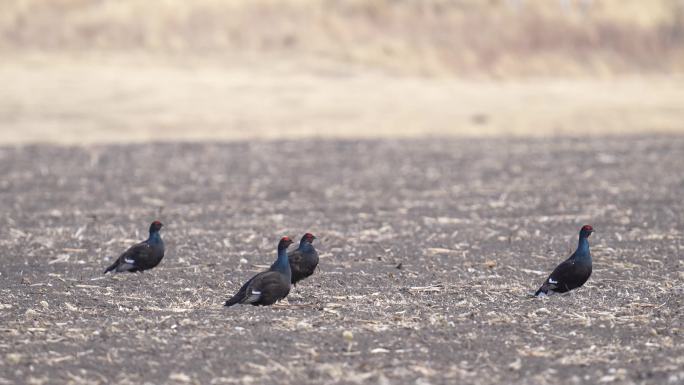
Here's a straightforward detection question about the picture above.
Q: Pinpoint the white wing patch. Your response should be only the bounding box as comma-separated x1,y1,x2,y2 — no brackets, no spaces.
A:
245,290,262,303
548,278,558,284
124,258,135,265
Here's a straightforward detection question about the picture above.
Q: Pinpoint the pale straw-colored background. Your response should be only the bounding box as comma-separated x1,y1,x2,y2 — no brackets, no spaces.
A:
1,0,683,144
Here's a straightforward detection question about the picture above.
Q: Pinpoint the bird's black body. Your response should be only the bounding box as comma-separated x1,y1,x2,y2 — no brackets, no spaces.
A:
225,271,292,307
225,237,294,307
289,233,319,285
535,259,592,295
535,225,594,297
104,221,165,274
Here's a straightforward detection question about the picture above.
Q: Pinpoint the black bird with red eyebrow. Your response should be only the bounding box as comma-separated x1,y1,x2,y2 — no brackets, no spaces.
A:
104,221,165,274
225,236,294,307
534,225,594,297
288,233,319,286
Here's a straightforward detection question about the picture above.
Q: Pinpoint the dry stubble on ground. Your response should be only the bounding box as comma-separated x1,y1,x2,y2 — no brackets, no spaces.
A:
0,137,682,384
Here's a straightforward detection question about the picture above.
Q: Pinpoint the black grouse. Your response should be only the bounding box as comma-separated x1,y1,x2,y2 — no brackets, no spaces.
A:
225,236,294,307
289,233,319,285
535,225,594,297
104,221,165,274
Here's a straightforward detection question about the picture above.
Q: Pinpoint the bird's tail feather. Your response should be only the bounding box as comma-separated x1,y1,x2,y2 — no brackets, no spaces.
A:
103,260,119,274
224,295,242,307
534,286,546,297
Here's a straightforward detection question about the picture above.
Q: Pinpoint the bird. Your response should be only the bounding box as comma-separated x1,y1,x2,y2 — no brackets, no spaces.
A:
103,221,165,274
534,225,594,297
289,233,319,286
225,236,294,307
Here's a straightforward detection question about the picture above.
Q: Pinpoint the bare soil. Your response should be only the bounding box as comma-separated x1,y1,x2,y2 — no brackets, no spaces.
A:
0,137,682,385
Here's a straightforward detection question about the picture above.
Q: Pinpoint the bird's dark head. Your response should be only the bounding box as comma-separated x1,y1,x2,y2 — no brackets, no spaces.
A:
301,233,316,244
580,225,594,238
279,236,294,249
149,221,163,232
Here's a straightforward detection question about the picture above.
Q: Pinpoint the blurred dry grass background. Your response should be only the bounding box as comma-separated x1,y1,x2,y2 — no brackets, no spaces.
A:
1,0,683,143
3,0,684,75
